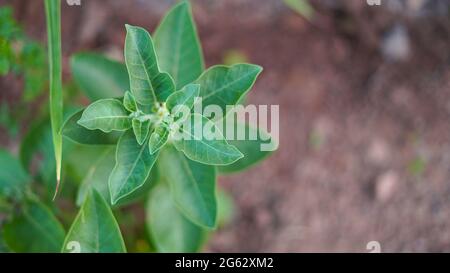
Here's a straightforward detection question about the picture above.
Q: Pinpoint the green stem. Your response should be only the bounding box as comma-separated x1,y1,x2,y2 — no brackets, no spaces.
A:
44,0,63,199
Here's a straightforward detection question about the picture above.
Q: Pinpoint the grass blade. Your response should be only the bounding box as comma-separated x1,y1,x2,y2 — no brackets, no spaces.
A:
44,0,63,198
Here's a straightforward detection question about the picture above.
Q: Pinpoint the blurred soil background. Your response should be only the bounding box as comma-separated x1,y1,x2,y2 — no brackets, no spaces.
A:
1,0,449,252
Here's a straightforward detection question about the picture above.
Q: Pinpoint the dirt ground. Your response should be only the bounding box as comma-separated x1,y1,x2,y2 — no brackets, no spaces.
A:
2,0,450,252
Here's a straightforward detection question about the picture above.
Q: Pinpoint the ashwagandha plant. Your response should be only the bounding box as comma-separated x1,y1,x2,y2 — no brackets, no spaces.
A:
0,0,276,253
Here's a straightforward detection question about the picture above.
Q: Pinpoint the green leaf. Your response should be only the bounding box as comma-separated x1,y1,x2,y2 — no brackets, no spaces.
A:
62,110,121,145
132,118,151,145
109,130,159,205
174,113,243,165
146,184,206,252
124,24,175,106
3,200,65,252
19,119,57,194
166,83,200,121
76,147,159,207
76,147,114,206
0,149,30,199
154,1,204,89
62,190,126,253
284,0,314,20
217,188,235,227
195,64,262,116
217,122,275,174
45,0,63,192
123,91,137,112
159,145,217,228
78,99,132,133
148,123,169,154
71,53,128,101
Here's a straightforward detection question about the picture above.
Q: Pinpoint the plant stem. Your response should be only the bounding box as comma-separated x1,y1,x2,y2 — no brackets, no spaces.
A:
44,0,63,199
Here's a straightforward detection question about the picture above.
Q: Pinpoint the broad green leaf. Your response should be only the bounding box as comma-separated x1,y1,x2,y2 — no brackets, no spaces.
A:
166,83,200,121
3,200,65,252
0,149,30,199
71,53,128,101
19,119,56,193
78,99,132,133
76,147,159,207
217,122,276,174
123,91,137,112
148,123,169,154
45,0,63,193
62,190,126,253
146,184,206,252
62,110,121,145
109,130,159,205
159,145,217,228
174,114,243,165
195,64,263,115
154,1,204,89
124,24,175,106
76,147,114,206
132,118,151,145
217,188,235,227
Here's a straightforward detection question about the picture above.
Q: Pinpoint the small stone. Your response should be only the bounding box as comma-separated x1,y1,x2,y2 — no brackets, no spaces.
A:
376,171,399,202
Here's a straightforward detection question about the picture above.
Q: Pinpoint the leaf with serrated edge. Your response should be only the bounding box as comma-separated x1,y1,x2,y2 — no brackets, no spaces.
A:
123,91,137,112
62,190,126,253
78,99,131,133
154,1,204,89
124,24,175,106
195,64,262,118
174,113,243,165
146,184,206,252
159,145,217,228
149,123,169,154
109,130,158,205
132,118,151,145
166,83,200,121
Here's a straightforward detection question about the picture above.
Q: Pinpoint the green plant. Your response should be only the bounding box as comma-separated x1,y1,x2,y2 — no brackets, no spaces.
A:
0,6,47,101
44,0,63,197
0,1,275,253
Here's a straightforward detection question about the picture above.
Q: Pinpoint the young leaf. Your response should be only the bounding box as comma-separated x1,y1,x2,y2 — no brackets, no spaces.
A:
124,24,175,106
44,0,63,195
0,149,30,199
154,1,204,89
174,113,243,165
217,122,276,174
159,145,217,228
62,110,121,145
78,99,132,133
109,130,159,205
132,118,151,145
146,184,206,252
149,123,169,154
62,190,126,253
71,53,128,101
166,83,200,121
195,64,263,116
3,200,65,253
123,91,137,112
